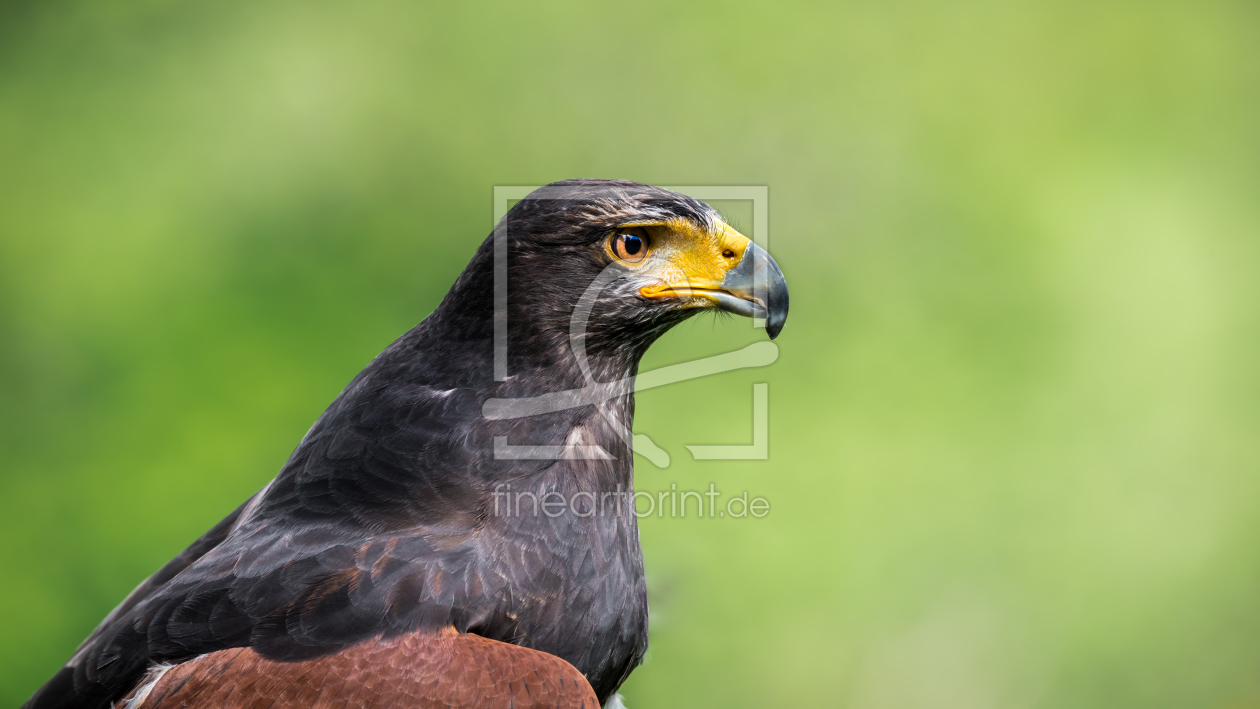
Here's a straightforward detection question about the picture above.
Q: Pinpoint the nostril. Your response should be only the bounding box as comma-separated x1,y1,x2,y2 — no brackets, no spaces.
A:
722,249,735,259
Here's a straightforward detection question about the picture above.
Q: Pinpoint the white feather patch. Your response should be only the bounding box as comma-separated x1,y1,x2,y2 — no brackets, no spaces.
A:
119,662,174,709
120,655,203,709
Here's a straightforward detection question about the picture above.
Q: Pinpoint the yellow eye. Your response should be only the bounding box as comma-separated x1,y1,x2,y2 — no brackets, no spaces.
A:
612,227,650,263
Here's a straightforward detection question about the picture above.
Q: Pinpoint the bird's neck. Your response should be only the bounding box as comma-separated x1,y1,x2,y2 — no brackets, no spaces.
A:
359,243,651,492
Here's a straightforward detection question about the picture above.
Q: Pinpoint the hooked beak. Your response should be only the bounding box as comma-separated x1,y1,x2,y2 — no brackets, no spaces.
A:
635,221,790,340
708,242,790,339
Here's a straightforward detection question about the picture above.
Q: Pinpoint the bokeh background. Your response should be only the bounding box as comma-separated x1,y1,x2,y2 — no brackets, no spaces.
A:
3,1,1259,706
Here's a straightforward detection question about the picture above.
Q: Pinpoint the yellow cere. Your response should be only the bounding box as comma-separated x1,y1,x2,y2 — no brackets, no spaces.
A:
618,218,752,307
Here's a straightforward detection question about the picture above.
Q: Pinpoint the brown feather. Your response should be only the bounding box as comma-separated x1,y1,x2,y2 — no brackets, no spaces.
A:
120,628,600,709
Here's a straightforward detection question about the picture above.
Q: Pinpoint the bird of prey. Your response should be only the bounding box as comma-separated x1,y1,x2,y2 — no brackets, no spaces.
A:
25,179,789,709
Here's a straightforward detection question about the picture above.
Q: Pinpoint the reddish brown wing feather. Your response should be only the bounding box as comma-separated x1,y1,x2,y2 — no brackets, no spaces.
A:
121,629,600,709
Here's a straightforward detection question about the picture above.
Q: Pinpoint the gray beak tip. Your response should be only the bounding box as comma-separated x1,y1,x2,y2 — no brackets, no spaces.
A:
766,314,785,340
717,241,790,341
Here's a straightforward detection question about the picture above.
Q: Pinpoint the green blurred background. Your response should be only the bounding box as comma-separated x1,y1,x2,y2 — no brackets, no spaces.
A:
2,0,1259,706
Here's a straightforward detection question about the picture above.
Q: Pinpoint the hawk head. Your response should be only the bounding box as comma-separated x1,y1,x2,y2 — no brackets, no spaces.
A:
494,180,789,368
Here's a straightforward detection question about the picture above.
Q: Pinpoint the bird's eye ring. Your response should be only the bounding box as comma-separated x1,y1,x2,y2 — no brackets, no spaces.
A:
612,228,650,263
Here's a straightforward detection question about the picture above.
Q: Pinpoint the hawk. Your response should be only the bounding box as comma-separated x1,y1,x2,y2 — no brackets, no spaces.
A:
26,179,789,709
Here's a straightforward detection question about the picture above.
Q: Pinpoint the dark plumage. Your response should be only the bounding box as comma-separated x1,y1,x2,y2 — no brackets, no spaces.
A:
25,179,788,709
